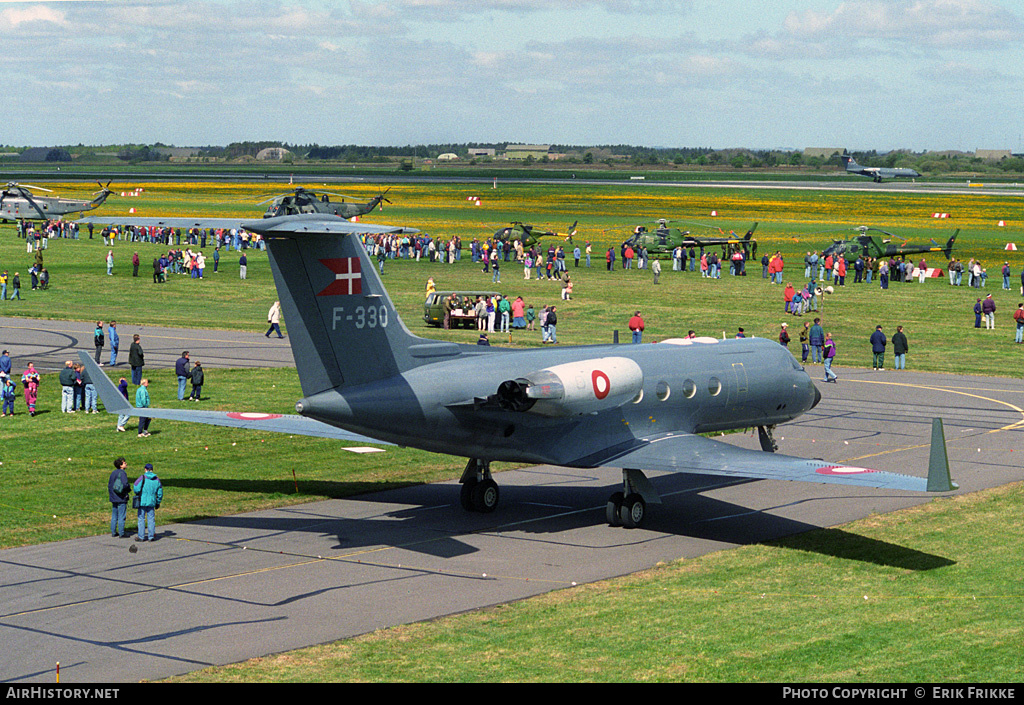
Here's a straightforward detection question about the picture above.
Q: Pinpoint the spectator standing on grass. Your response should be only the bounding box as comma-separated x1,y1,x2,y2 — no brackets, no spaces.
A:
136,378,152,437
892,325,909,370
628,311,645,343
189,361,204,401
108,457,131,538
982,294,996,330
22,363,39,415
870,325,887,370
116,378,130,432
175,351,191,401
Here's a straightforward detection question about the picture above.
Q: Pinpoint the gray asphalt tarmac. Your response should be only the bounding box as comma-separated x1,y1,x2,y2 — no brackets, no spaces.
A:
0,317,293,375
1,314,1023,683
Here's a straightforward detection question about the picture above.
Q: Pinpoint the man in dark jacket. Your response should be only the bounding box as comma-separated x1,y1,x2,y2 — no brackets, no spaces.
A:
870,325,887,370
108,457,131,538
892,325,909,370
59,360,76,413
175,351,191,401
129,335,144,385
189,361,204,401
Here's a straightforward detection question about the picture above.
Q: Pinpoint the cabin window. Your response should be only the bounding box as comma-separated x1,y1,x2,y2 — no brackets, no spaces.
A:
708,377,722,397
656,381,670,401
682,379,697,398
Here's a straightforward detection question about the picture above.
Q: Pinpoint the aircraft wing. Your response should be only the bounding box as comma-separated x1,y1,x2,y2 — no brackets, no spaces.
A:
575,430,953,493
78,353,391,448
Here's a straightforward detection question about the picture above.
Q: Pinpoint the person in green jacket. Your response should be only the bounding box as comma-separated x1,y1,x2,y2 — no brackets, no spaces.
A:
135,378,151,437
133,463,163,542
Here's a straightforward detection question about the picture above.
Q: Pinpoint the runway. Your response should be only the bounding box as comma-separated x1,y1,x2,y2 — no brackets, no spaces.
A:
8,168,1024,198
0,317,294,375
1,317,1023,682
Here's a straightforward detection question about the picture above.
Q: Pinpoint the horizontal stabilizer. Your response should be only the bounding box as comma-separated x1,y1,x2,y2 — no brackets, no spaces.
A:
78,353,391,446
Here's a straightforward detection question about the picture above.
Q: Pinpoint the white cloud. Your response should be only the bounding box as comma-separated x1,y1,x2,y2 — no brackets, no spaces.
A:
0,5,68,31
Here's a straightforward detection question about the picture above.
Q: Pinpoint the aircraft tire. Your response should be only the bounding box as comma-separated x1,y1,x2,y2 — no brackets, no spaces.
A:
619,494,645,529
460,480,477,511
606,492,624,527
472,479,500,513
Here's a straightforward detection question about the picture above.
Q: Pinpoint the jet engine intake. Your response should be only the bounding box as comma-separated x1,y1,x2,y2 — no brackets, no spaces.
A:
495,357,644,417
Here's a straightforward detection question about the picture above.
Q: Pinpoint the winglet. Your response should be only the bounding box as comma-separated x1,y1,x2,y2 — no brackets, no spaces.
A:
926,417,958,492
78,352,133,415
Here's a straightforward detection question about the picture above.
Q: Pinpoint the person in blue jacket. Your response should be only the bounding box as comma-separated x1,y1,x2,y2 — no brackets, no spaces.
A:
133,463,163,542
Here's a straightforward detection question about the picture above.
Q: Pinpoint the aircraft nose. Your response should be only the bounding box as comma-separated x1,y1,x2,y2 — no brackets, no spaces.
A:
811,382,822,409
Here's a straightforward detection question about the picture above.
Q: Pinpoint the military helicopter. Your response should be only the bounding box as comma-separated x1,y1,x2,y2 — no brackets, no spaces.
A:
491,220,578,249
259,187,392,219
820,226,958,262
623,219,758,259
0,181,113,222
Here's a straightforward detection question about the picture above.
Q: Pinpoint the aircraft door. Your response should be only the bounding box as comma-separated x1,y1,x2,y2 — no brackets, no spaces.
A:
728,362,748,405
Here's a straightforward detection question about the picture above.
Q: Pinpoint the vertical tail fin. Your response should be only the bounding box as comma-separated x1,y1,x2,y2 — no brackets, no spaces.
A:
247,215,457,397
943,229,959,259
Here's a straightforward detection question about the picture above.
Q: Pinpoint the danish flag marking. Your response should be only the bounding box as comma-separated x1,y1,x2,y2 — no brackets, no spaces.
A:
318,258,362,296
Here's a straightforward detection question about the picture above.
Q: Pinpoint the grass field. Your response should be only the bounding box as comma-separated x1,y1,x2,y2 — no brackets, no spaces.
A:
1,178,1023,681
2,180,1023,375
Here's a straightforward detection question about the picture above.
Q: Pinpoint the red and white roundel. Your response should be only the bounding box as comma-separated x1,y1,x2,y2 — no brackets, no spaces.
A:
227,412,283,421
816,466,877,476
592,370,611,399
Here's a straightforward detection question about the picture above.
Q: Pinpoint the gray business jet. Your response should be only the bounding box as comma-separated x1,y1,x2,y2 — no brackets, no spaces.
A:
841,154,921,182
80,214,956,529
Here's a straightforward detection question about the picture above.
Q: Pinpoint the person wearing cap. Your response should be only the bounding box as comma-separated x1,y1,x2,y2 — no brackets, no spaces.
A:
133,463,163,542
982,294,996,329
0,349,11,378
778,322,790,348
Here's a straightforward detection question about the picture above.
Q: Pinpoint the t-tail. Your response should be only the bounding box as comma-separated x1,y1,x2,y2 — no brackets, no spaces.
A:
245,215,461,397
841,154,859,171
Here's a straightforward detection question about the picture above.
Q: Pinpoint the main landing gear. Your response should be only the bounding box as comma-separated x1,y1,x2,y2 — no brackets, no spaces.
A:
606,468,661,529
459,458,500,513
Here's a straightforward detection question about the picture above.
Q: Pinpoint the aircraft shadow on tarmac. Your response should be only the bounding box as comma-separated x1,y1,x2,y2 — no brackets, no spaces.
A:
167,472,954,571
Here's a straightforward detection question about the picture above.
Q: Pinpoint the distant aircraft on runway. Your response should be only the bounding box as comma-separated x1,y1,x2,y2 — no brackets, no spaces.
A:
841,153,921,183
81,213,957,529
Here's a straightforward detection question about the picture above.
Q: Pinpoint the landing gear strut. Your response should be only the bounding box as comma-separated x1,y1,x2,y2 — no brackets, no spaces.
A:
758,425,778,453
459,458,499,513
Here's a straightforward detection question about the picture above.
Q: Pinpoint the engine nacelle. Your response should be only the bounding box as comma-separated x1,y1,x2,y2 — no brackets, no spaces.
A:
495,357,644,417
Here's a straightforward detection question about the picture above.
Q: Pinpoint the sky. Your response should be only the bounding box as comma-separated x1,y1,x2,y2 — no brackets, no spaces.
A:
1,0,1022,151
